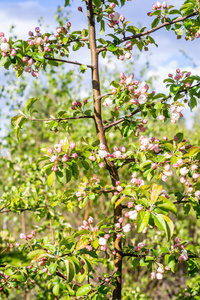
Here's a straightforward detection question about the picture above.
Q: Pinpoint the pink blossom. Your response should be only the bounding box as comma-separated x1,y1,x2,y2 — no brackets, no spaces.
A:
151,163,157,169
86,245,92,251
125,52,131,59
62,154,69,162
115,222,121,228
118,217,124,223
193,173,200,179
99,162,104,168
28,40,34,46
69,142,76,149
195,190,200,197
128,202,134,208
119,55,124,60
186,82,191,88
99,237,107,246
177,159,184,166
180,177,186,183
10,48,17,56
88,216,93,224
47,147,54,154
191,164,198,171
35,37,43,45
151,272,156,280
92,226,99,232
173,163,179,168
100,245,107,251
117,233,122,238
72,153,78,158
50,155,58,162
135,204,143,212
175,237,181,243
32,71,39,78
119,15,125,22
104,234,110,239
20,233,27,240
162,175,168,182
123,223,131,232
52,165,58,172
109,2,116,9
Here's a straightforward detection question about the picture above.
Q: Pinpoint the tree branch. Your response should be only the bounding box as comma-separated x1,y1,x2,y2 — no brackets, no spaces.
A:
29,115,94,122
104,108,141,130
97,11,199,53
44,56,94,69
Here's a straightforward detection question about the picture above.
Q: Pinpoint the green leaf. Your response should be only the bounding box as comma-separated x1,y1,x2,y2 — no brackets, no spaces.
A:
150,183,163,204
80,64,87,73
71,162,79,179
64,0,69,6
100,20,105,35
48,263,57,275
65,168,72,183
188,146,199,157
11,274,26,282
65,259,75,282
81,160,89,170
156,198,177,215
76,284,93,297
73,41,82,51
151,18,159,28
52,284,60,296
93,0,102,7
27,250,47,260
107,44,118,52
162,214,174,240
137,210,150,233
0,56,8,68
47,171,55,187
24,97,38,113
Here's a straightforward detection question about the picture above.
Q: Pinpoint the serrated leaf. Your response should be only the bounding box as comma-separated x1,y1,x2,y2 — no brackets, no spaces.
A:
24,98,38,113
137,210,150,233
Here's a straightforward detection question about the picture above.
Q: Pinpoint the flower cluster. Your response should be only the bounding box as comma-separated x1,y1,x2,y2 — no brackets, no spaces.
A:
46,140,77,172
139,136,160,153
19,230,36,240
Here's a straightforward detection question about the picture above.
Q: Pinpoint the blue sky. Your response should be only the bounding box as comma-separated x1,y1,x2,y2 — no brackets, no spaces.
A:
0,0,199,128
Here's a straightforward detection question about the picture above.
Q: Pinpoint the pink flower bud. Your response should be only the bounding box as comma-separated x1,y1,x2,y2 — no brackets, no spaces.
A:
119,55,124,61
162,175,168,182
186,82,191,88
52,165,58,172
35,37,43,45
193,173,200,179
162,1,167,8
78,6,82,12
32,71,39,77
86,245,92,251
20,233,27,240
151,163,157,169
88,216,93,224
191,164,198,171
67,22,71,28
69,142,76,149
10,48,17,56
128,202,133,208
35,27,40,32
119,15,125,22
125,52,131,59
175,237,181,243
109,2,116,9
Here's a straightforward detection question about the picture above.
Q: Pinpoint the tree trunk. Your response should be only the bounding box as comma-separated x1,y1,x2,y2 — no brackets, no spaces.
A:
86,1,122,298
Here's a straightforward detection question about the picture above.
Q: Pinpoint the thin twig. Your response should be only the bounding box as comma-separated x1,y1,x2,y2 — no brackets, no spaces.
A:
29,115,94,122
44,55,94,69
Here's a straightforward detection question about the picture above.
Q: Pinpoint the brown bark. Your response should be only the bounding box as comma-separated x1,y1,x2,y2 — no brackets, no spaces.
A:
86,1,122,299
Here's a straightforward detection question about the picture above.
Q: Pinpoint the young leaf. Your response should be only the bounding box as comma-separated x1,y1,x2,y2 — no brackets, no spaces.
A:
150,183,163,204
47,171,55,187
76,284,93,297
137,210,150,233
